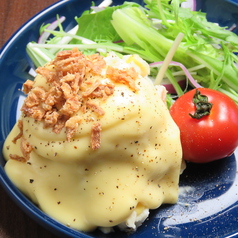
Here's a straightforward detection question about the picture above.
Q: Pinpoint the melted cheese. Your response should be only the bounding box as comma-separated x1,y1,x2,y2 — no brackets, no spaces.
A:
3,52,182,232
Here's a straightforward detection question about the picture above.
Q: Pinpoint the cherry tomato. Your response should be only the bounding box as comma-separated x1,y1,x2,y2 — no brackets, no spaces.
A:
170,88,238,163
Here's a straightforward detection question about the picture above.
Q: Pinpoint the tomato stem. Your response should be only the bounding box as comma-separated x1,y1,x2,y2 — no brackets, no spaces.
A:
189,89,213,119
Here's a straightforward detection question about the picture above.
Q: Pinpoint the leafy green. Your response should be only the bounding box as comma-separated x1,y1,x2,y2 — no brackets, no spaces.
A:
26,0,238,103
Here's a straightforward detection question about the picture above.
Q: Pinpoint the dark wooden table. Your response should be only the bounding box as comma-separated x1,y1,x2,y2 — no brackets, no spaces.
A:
0,1,61,237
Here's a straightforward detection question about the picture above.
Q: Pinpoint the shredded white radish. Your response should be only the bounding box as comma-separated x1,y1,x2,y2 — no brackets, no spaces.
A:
98,0,113,7
154,32,184,85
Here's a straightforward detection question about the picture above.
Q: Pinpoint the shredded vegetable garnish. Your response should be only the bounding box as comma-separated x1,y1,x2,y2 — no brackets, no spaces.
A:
38,16,66,44
150,61,202,89
26,0,238,104
154,32,184,87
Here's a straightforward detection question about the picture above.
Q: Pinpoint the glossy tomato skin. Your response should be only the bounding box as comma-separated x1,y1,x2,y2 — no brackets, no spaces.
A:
170,88,238,163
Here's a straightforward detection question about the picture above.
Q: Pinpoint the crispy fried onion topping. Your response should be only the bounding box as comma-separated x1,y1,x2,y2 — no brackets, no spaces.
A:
18,48,138,153
10,120,33,162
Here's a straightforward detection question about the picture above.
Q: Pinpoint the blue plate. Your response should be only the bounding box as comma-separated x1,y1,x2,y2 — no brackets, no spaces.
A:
0,0,238,237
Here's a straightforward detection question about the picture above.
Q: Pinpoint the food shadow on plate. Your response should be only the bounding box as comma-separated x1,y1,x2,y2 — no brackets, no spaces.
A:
180,154,237,198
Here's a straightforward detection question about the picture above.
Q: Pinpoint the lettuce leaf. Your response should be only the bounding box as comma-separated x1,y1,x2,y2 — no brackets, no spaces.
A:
26,0,238,103
74,2,140,43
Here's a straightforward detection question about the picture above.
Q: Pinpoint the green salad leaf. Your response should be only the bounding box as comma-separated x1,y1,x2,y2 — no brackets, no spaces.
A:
74,2,139,42
26,0,238,104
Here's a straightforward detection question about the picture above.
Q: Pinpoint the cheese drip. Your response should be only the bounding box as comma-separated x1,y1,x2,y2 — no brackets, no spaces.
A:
3,51,182,232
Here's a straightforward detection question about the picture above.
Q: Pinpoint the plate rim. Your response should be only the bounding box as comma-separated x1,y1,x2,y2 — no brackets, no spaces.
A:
0,0,238,238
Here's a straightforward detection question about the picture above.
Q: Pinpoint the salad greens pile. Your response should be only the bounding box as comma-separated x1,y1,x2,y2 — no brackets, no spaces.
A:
26,0,238,104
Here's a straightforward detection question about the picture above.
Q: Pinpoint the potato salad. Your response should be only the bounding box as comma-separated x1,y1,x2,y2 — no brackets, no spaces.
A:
3,49,182,232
